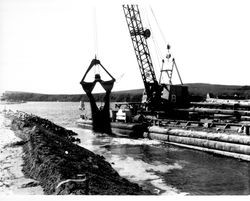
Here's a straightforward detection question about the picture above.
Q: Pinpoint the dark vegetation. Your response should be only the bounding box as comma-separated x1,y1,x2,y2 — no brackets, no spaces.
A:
2,83,250,102
1,89,143,102
186,83,250,100
7,111,151,195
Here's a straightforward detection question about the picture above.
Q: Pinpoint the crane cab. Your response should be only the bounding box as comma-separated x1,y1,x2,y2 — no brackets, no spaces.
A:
161,84,189,107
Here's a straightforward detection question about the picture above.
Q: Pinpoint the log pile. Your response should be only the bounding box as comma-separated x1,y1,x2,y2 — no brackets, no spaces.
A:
144,126,250,161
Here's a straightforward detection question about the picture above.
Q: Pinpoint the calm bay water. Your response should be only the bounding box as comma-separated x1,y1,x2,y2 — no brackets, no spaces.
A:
1,101,250,195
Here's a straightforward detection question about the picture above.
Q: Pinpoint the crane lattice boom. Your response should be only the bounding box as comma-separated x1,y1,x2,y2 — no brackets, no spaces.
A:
122,5,161,102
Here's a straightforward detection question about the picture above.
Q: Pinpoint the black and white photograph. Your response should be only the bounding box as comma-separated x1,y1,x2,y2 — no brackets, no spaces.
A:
1,0,250,197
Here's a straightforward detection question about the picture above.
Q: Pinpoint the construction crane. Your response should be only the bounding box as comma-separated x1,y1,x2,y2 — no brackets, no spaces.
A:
122,5,163,111
122,5,189,115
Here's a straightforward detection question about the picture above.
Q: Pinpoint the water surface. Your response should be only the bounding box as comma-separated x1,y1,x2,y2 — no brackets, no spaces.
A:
1,101,250,195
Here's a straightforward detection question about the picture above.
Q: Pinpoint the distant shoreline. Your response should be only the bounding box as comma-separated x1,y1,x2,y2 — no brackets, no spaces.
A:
2,83,250,103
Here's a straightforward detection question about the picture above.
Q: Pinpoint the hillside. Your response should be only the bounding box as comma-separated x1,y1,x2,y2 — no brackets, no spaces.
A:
1,89,144,103
186,83,250,99
2,83,250,102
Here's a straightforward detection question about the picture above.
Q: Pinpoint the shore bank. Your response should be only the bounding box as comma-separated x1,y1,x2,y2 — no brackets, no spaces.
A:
0,113,43,195
2,110,151,195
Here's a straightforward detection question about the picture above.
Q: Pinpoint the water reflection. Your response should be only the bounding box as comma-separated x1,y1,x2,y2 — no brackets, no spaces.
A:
73,127,185,195
73,127,250,195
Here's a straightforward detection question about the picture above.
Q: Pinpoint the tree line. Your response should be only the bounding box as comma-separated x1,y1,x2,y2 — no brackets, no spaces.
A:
2,83,250,102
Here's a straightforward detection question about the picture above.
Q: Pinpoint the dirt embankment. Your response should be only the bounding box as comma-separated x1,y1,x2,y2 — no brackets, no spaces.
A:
6,111,151,195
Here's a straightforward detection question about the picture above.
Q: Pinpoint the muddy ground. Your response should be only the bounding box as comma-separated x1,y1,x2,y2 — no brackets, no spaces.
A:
5,111,152,195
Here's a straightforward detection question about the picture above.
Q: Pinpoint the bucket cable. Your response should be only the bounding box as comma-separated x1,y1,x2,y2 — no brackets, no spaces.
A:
93,7,98,57
92,7,100,74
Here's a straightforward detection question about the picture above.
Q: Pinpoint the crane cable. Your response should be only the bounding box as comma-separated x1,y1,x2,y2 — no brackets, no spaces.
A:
150,6,181,84
142,6,163,75
150,6,168,48
93,6,98,57
93,6,100,74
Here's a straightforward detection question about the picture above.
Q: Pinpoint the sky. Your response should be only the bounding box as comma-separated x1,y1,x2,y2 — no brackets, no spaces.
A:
1,0,250,94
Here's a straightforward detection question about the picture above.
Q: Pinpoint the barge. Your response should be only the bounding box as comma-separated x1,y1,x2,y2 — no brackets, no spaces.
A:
76,118,147,138
76,103,250,161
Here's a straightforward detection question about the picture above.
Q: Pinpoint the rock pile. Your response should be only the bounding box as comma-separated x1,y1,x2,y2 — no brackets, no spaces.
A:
6,111,151,195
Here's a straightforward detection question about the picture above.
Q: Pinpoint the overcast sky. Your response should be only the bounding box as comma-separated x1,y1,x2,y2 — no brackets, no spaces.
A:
1,0,250,94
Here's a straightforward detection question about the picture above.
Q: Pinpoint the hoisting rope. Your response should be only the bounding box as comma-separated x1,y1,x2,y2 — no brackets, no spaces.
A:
93,7,98,58
93,7,100,75
149,6,184,85
142,6,163,72
150,6,168,48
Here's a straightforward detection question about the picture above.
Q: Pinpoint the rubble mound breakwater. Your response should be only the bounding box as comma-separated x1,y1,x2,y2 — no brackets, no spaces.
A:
5,111,151,195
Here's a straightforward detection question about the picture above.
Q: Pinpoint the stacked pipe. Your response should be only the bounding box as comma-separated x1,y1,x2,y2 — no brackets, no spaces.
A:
144,126,250,161
190,101,250,109
176,107,250,116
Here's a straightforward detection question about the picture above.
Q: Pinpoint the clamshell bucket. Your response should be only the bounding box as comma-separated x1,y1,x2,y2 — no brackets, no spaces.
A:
80,58,115,134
